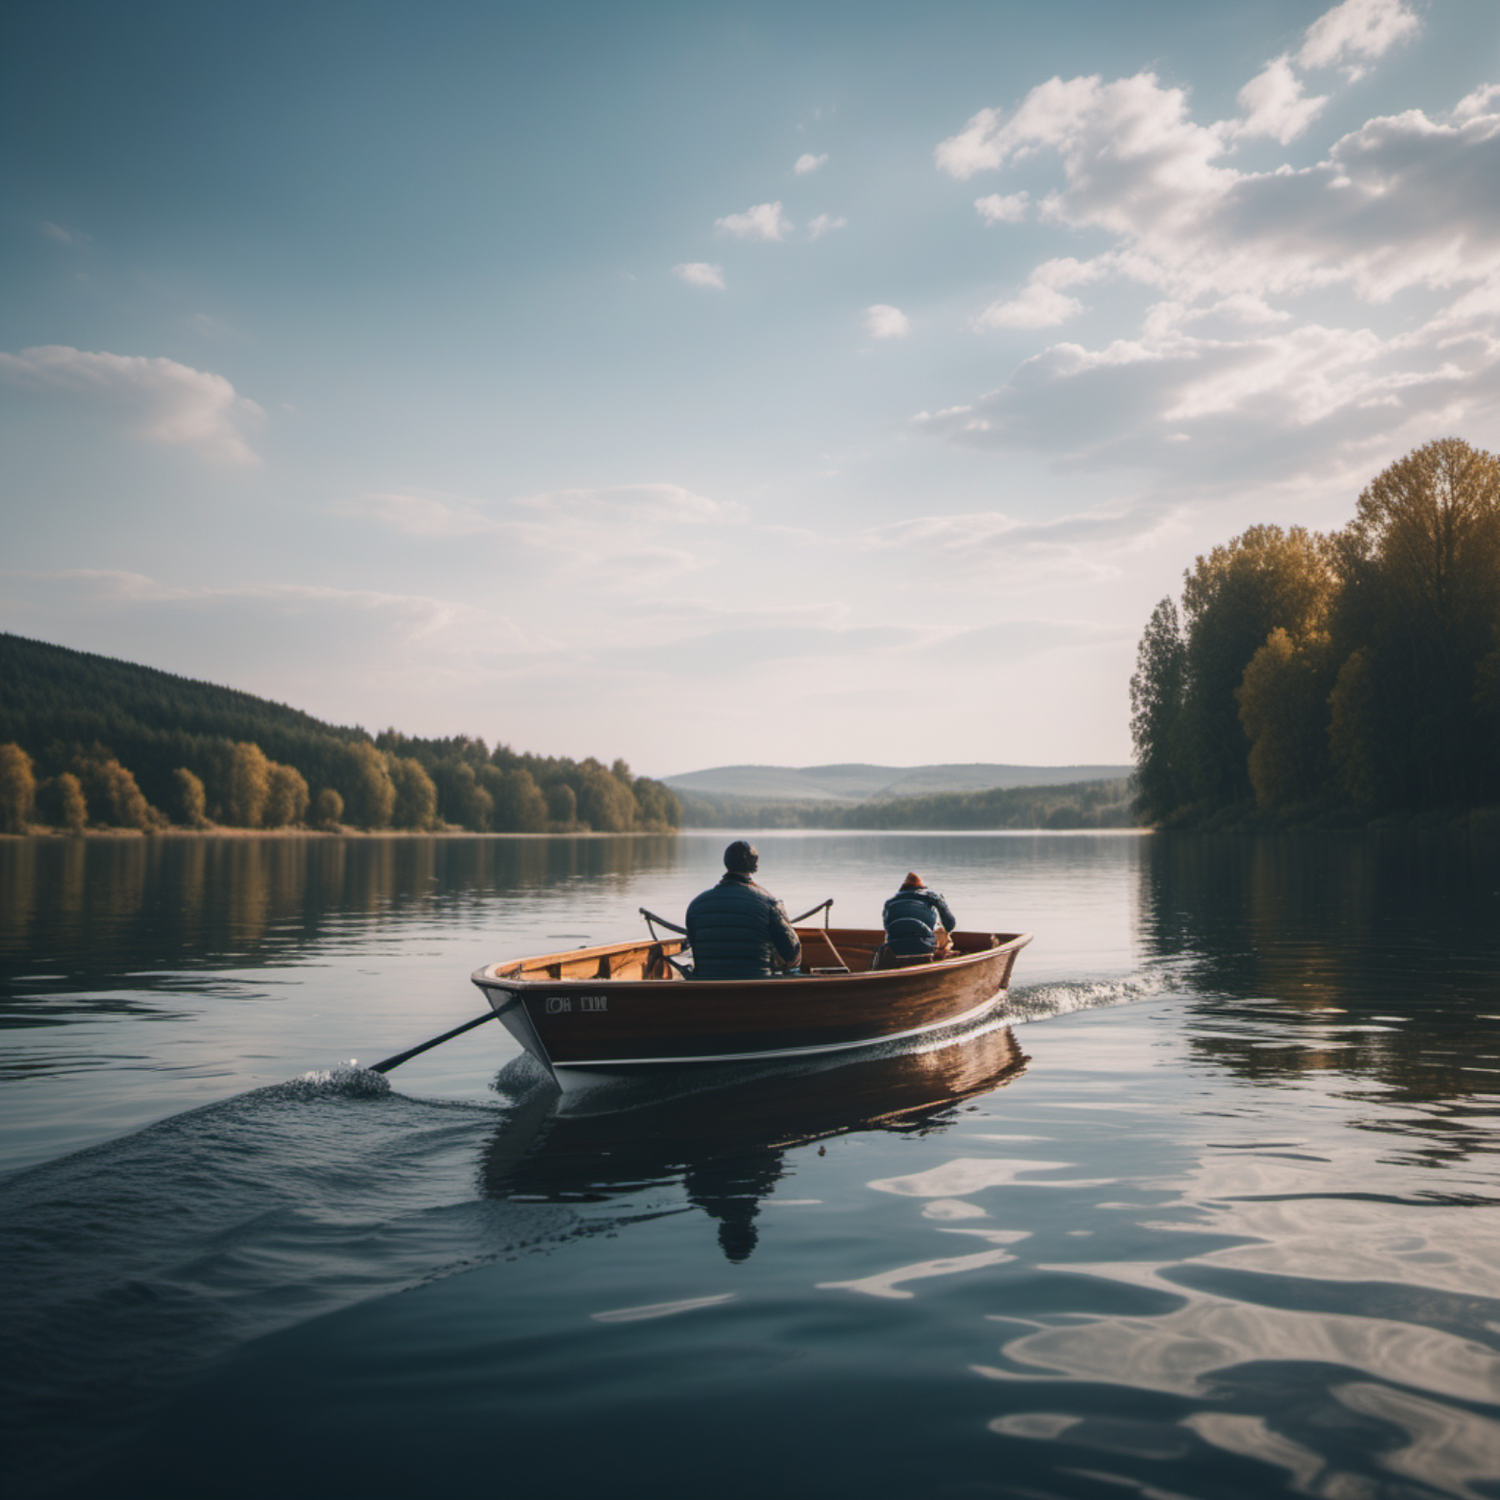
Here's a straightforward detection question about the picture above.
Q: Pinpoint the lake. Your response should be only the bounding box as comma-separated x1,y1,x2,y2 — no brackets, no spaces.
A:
3,829,1499,1499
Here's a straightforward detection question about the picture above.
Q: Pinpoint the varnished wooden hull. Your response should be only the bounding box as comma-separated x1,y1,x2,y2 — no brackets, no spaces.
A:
470,926,1032,1079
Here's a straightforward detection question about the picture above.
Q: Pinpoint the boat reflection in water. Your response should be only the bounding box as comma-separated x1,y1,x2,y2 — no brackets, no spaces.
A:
480,1020,1027,1262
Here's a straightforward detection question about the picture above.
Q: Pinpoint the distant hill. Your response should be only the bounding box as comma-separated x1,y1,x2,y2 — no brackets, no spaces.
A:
663,762,1134,804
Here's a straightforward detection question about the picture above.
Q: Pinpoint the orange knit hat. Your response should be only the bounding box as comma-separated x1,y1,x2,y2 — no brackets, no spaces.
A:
901,872,923,888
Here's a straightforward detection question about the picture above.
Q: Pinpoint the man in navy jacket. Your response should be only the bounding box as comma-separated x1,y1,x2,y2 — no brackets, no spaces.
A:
685,841,801,980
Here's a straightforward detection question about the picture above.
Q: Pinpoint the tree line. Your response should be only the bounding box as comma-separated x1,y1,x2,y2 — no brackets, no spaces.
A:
674,778,1134,830
0,634,680,835
1130,438,1500,826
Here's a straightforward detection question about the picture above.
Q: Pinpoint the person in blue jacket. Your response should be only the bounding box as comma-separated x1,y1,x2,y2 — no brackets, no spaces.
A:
685,841,802,980
878,872,956,967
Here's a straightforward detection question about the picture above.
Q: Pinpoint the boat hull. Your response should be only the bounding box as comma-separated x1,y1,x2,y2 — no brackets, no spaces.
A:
471,927,1031,1077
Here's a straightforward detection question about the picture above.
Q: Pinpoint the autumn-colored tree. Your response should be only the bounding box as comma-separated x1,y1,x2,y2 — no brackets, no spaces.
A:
0,743,37,834
264,762,310,827
75,754,154,829
1236,628,1335,815
51,772,88,833
1128,599,1187,822
341,742,396,828
173,767,210,828
313,787,344,829
1176,525,1334,810
1329,437,1500,808
225,742,273,827
388,755,438,830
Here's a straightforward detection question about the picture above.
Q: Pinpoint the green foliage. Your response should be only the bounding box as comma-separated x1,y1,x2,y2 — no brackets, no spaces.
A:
264,763,310,828
1132,438,1500,824
675,779,1135,830
313,787,344,829
1129,599,1187,823
486,768,549,832
1236,628,1336,814
339,742,397,829
388,755,438,830
173,768,209,828
0,743,37,834
1177,524,1333,811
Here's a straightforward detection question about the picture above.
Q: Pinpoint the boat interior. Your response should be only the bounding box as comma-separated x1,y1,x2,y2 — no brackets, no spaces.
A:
490,928,1013,984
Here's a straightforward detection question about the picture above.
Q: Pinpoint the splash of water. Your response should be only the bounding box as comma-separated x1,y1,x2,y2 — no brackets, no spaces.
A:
1006,968,1176,1022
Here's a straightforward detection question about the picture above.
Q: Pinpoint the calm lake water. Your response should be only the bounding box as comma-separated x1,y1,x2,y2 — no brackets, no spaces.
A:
3,829,1499,1500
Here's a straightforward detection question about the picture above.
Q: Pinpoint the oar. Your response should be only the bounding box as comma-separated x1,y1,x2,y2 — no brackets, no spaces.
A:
369,1009,501,1074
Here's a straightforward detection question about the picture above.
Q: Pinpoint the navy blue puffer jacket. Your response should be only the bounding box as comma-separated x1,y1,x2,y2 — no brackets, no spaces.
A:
882,886,956,955
685,873,802,980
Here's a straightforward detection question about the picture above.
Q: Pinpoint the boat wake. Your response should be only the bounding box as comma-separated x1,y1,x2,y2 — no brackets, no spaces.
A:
1006,966,1178,1023
0,1065,580,1494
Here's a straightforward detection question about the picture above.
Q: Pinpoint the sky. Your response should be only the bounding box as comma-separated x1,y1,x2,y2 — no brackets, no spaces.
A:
3,0,1499,776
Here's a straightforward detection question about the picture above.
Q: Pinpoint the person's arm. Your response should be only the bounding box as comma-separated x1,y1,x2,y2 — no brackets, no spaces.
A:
769,901,802,970
933,893,956,932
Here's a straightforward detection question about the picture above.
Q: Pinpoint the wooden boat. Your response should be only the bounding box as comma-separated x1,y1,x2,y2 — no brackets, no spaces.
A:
470,918,1032,1083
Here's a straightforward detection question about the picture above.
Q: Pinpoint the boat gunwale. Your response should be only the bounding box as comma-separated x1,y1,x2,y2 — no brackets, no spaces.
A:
471,929,1032,992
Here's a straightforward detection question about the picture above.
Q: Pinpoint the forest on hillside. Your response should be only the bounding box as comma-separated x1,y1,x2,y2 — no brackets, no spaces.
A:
0,634,680,835
675,779,1134,830
1130,438,1500,828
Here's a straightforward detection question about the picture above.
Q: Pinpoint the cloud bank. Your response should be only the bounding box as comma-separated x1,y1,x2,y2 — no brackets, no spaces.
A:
0,346,263,463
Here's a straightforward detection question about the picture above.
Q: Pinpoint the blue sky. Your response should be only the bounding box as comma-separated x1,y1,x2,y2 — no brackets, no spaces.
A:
3,0,1498,774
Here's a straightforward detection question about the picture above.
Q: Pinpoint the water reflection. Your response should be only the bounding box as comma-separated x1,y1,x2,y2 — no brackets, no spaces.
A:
481,1023,1028,1261
0,834,683,995
1138,832,1500,1112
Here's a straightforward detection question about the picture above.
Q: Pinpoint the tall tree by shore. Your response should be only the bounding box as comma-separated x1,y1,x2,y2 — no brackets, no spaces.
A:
1132,439,1500,824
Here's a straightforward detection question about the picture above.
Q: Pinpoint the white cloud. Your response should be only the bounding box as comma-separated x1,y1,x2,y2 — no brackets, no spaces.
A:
978,257,1104,329
511,483,730,524
715,202,793,241
673,261,725,289
1234,56,1327,144
864,305,910,339
335,492,497,537
0,345,263,463
928,41,1500,496
807,213,847,239
1298,0,1420,78
794,153,828,174
975,192,1029,225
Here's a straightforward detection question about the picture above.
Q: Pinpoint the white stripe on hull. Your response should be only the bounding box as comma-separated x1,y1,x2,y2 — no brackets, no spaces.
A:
475,986,1010,1083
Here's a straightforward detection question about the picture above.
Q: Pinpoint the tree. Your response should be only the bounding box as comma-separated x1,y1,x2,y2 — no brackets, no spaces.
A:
388,755,438,830
544,781,578,831
0,743,36,833
52,772,88,833
313,787,344,829
1177,525,1334,811
1128,599,1187,822
74,754,154,829
432,760,493,830
226,742,273,827
1236,628,1335,814
1329,437,1500,808
340,742,396,828
575,758,636,832
173,767,210,827
264,762,310,827
486,768,548,832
